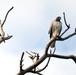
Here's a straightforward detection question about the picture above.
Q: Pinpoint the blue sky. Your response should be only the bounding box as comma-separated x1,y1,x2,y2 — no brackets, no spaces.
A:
0,0,76,75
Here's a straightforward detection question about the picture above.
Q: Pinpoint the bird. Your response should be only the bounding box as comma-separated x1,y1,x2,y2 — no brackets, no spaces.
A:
48,16,62,48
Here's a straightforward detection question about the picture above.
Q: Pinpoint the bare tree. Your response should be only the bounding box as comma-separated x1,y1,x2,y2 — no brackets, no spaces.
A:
17,13,76,75
0,7,14,43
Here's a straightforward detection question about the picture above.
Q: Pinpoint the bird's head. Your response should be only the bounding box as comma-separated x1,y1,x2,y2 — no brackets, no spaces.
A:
55,16,61,22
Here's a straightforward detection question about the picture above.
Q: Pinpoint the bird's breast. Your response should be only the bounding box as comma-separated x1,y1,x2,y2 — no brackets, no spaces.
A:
52,21,62,37
53,21,62,30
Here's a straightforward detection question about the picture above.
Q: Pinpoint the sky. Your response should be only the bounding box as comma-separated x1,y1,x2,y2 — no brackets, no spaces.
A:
0,0,76,75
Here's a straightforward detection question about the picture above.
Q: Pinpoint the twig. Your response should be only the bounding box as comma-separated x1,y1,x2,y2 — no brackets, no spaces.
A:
26,51,40,71
60,28,69,36
31,51,37,54
20,52,24,71
63,12,70,28
34,50,52,73
45,30,76,54
1,7,14,27
0,35,12,43
30,71,43,75
60,12,70,36
58,31,76,41
26,51,34,57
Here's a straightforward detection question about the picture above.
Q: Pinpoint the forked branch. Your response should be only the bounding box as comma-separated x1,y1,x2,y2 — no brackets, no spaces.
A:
17,13,76,75
30,50,53,73
60,12,70,36
63,12,70,28
17,30,76,75
0,7,14,43
0,35,12,43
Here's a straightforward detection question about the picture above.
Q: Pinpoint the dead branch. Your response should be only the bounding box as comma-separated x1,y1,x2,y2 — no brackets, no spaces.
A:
1,7,14,27
20,52,24,71
29,71,43,75
17,13,76,75
17,30,76,75
0,35,12,43
26,51,35,59
0,7,14,43
45,30,76,54
17,52,76,75
32,49,56,73
63,12,70,28
58,30,76,41
33,50,52,73
47,54,76,63
26,51,40,71
60,12,70,36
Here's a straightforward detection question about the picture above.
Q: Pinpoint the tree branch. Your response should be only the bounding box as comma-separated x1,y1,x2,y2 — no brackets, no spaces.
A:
45,30,76,54
33,50,52,73
63,12,70,28
29,71,43,75
17,52,76,75
17,29,76,75
1,7,14,27
17,13,76,75
60,12,70,36
58,31,76,41
47,54,76,63
0,35,12,43
20,52,24,71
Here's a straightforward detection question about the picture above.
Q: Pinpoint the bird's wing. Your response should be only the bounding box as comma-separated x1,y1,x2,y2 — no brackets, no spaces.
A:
59,22,62,35
48,22,53,38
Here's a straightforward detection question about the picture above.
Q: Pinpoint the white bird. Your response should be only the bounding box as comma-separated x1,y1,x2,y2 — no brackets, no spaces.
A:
48,16,62,48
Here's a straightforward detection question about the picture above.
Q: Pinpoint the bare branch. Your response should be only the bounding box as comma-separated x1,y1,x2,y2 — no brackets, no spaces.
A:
0,35,12,43
58,31,76,41
26,51,40,71
60,12,70,36
60,27,69,37
1,7,14,27
17,31,76,75
45,31,76,54
17,52,76,75
47,54,76,63
29,71,43,75
63,12,70,28
20,52,24,71
34,50,52,73
18,31,76,75
17,13,76,75
26,51,34,57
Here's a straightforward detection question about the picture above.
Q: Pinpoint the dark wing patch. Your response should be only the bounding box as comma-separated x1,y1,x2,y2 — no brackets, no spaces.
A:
49,23,53,38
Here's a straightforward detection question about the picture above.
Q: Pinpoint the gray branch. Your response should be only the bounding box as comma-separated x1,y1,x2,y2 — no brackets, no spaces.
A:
17,31,76,75
0,35,12,43
60,12,70,36
17,15,76,75
1,7,14,27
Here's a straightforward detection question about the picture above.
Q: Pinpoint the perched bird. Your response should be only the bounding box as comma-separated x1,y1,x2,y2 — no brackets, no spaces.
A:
48,16,62,48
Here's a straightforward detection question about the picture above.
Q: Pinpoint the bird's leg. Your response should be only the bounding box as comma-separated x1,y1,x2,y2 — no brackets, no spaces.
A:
53,47,56,54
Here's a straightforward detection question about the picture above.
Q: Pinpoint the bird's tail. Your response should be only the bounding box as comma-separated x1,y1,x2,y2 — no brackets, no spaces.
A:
50,41,56,48
50,37,56,48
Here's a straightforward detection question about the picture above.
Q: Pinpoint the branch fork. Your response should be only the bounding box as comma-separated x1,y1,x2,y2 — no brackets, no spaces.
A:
0,7,14,43
17,13,76,75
